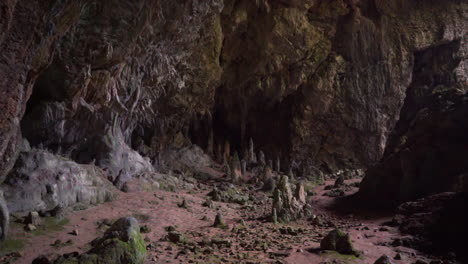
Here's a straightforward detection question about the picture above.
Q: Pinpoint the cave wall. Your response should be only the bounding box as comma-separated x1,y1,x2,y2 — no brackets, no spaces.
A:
359,38,468,207
0,0,467,183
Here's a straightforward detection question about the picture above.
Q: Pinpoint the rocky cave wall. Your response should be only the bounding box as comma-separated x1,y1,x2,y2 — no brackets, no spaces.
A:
359,36,468,207
0,0,467,188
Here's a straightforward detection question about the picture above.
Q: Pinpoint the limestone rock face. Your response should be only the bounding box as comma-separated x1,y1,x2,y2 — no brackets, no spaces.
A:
360,40,468,207
391,192,468,261
3,149,115,213
0,0,466,181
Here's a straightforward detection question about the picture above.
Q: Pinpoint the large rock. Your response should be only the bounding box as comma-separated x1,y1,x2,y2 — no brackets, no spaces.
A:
392,192,468,262
43,217,146,264
3,149,115,213
360,40,468,207
320,229,359,256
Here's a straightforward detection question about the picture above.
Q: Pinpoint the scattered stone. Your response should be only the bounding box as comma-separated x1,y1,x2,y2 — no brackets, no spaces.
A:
211,237,232,248
70,229,79,236
202,199,214,208
334,176,344,187
279,226,300,236
394,253,402,260
178,199,189,209
208,187,249,205
140,225,151,233
167,231,186,244
25,211,41,226
311,215,324,226
25,224,37,232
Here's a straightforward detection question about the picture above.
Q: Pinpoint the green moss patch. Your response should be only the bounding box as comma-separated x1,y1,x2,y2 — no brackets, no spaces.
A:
32,217,70,236
0,238,25,256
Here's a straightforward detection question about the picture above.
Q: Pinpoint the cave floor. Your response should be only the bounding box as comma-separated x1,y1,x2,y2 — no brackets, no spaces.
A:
3,170,433,264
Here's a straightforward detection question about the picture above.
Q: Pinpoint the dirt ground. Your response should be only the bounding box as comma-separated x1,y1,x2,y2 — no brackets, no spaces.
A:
1,173,436,264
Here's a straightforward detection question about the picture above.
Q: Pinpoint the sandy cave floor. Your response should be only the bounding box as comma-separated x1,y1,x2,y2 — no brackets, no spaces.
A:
1,172,437,264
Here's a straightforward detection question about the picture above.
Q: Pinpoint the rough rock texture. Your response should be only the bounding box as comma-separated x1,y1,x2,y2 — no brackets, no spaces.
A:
45,217,146,264
214,0,468,174
0,0,467,241
272,176,308,222
360,38,468,206
1,0,466,183
0,190,8,240
320,229,358,256
3,149,115,213
392,192,468,261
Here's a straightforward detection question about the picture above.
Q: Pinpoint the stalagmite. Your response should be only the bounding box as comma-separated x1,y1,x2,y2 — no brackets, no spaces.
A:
275,156,281,172
241,160,247,175
230,152,242,183
248,138,257,164
272,176,307,222
224,141,230,164
259,151,266,166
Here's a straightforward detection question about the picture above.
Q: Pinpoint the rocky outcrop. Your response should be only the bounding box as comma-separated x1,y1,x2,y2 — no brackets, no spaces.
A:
3,149,115,213
214,0,468,174
35,217,146,264
272,176,308,222
320,229,359,256
391,192,468,262
360,39,468,207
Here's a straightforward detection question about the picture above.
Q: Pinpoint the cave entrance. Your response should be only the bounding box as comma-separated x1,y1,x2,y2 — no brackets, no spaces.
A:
21,65,68,149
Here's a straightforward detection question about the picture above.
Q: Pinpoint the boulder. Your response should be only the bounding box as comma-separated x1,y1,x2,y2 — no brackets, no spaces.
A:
3,150,115,214
49,217,146,264
320,229,359,256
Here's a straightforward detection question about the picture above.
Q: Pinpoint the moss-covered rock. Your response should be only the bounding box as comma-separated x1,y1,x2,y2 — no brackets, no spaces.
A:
320,229,359,257
48,217,146,264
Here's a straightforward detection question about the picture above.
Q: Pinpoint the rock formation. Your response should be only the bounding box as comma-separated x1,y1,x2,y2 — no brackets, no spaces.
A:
0,0,466,245
360,38,468,207
320,229,359,256
3,149,115,214
37,217,146,264
0,190,8,240
272,176,308,222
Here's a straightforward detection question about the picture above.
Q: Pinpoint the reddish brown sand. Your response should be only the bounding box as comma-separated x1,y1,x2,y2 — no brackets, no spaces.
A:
4,177,431,264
